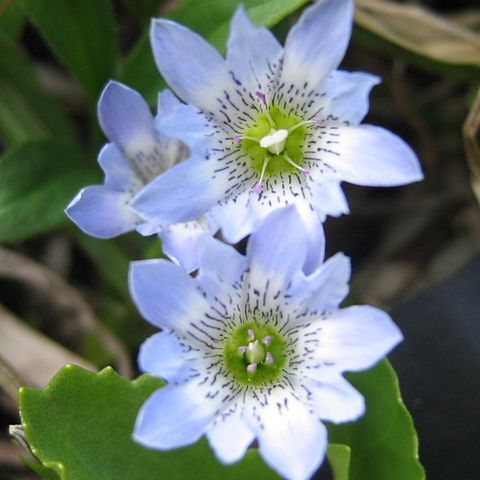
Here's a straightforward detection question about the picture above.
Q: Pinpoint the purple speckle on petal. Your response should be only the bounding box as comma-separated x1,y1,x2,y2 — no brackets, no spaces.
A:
255,91,267,105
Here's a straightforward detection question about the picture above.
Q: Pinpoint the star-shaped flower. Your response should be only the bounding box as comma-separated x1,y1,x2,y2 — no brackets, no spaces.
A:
130,207,402,480
131,0,423,273
65,81,214,272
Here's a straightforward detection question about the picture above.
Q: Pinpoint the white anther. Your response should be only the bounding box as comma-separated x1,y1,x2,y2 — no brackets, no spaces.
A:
265,352,274,364
261,336,272,345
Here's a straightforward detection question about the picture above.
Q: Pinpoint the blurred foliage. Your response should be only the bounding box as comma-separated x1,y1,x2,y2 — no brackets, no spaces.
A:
0,0,479,479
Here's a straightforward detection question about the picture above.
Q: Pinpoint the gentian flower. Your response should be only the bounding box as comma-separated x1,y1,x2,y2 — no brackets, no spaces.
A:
66,81,214,272
131,0,423,273
130,207,402,480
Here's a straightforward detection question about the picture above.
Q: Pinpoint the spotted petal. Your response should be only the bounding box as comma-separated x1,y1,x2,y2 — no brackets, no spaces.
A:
227,6,282,94
206,405,255,464
247,390,328,480
323,125,424,186
129,259,209,331
150,19,234,118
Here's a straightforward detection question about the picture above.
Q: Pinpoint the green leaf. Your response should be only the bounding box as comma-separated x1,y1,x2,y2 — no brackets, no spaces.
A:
0,33,77,147
119,0,160,24
328,360,425,480
120,0,309,103
0,2,26,39
20,365,280,480
327,444,351,480
0,141,98,243
19,0,118,99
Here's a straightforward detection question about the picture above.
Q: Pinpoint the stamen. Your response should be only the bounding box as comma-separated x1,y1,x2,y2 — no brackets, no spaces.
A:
253,155,271,194
247,329,255,340
261,336,272,345
288,119,319,134
247,363,257,373
238,345,248,354
255,90,275,127
283,153,309,174
265,352,274,364
233,135,259,143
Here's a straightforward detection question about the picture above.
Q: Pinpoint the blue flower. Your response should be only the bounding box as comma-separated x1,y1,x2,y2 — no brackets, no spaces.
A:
130,207,402,480
131,0,423,273
65,81,215,272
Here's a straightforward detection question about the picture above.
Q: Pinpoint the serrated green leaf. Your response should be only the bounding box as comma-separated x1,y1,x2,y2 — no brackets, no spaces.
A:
328,360,425,480
19,0,118,99
327,444,351,480
0,141,98,243
120,0,309,103
20,365,280,480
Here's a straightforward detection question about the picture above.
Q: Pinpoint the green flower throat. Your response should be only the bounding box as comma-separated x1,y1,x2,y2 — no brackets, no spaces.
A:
223,321,287,386
239,105,312,192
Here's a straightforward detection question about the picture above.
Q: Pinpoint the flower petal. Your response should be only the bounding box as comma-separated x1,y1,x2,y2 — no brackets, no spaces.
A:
304,306,403,373
65,185,139,238
304,375,365,423
310,179,350,220
206,405,255,464
131,157,226,226
134,382,219,450
97,143,142,192
325,125,423,186
159,218,214,273
129,259,209,331
247,390,328,480
226,6,282,93
247,207,308,295
98,81,156,154
303,252,351,312
282,0,354,89
323,70,381,124
150,19,234,116
138,331,197,383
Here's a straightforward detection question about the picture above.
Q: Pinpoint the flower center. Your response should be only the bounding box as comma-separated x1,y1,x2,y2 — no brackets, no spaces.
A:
236,92,316,193
223,321,287,386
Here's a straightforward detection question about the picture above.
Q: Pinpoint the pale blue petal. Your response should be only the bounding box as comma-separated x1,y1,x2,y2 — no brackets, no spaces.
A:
98,80,155,151
307,306,403,373
97,143,142,192
247,390,328,480
129,259,209,331
138,331,193,383
66,186,139,239
159,219,213,273
247,207,307,293
150,19,234,115
310,179,350,220
324,70,381,124
154,100,212,157
131,157,225,226
329,125,424,186
282,0,354,88
306,376,365,424
210,190,258,244
134,382,219,450
157,89,181,117
206,405,254,464
195,234,247,299
227,6,282,92
303,253,351,312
